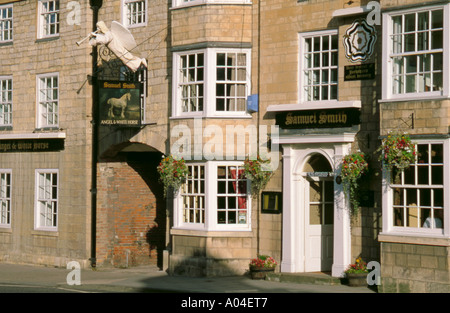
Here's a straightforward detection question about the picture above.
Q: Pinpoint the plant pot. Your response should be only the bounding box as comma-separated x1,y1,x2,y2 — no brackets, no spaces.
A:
249,266,275,280
346,272,368,287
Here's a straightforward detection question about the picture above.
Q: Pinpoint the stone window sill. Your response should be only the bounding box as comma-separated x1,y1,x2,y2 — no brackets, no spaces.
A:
379,232,450,247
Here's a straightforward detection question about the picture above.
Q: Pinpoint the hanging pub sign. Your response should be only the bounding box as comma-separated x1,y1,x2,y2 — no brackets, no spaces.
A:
0,138,64,153
276,108,360,129
98,80,142,127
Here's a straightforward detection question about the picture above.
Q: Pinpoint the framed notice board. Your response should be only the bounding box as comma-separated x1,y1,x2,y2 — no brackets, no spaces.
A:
261,192,282,214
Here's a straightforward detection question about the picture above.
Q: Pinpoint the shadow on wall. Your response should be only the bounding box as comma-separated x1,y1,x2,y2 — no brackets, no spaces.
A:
168,248,253,278
98,150,167,269
127,152,166,269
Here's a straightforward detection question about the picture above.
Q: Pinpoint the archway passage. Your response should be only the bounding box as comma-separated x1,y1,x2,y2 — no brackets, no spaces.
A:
96,144,166,269
303,153,334,272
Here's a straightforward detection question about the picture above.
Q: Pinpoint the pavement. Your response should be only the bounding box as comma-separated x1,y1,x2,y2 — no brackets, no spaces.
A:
0,262,376,294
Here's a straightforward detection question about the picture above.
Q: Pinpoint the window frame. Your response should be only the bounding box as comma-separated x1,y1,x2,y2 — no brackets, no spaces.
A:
34,169,59,231
172,48,252,118
0,76,12,127
0,4,13,43
382,138,450,237
299,29,339,104
0,169,11,228
37,0,60,39
180,164,206,226
382,4,450,101
122,0,147,28
36,73,59,129
174,49,205,117
173,161,251,232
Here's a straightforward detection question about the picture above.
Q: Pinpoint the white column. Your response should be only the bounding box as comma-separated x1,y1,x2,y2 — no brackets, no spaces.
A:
280,145,296,272
331,143,352,277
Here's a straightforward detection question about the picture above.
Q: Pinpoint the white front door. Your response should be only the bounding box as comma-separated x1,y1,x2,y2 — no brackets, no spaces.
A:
305,178,334,272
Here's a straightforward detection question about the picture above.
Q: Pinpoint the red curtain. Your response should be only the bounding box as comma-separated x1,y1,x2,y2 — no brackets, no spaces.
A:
230,168,247,209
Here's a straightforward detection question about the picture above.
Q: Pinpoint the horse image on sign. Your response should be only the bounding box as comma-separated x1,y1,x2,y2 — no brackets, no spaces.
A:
107,92,131,118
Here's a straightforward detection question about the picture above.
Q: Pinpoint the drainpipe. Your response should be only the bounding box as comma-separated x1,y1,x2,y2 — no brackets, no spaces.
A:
256,0,262,257
89,0,102,268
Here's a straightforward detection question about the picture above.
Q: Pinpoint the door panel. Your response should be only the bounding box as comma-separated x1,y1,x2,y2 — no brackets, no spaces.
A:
305,179,334,272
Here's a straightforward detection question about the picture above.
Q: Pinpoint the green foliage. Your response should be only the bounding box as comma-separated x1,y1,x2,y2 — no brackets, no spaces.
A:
377,132,416,182
243,156,273,197
344,257,368,274
341,152,369,216
157,155,189,197
249,255,277,268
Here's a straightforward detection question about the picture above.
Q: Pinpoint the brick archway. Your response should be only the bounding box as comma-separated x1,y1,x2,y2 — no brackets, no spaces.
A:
96,145,166,269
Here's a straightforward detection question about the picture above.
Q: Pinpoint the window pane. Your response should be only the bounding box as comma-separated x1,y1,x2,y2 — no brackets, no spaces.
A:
407,188,417,205
324,203,333,225
405,75,416,93
431,30,443,49
394,207,404,226
404,166,415,185
309,204,321,225
417,166,428,184
431,166,443,185
304,38,312,53
417,144,429,163
420,188,431,207
407,206,418,227
393,188,404,205
433,72,443,91
418,11,429,31
405,13,415,32
431,10,443,29
434,189,443,207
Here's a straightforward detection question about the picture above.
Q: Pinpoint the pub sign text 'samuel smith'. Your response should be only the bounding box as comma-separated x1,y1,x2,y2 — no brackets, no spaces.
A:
276,108,361,129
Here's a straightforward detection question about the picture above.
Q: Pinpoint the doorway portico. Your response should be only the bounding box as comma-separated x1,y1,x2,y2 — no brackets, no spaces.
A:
277,133,355,277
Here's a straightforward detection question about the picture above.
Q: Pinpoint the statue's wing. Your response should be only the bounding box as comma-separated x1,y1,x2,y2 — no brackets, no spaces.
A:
111,21,137,51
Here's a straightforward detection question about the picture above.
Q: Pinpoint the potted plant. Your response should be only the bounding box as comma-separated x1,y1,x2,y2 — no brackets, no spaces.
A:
249,255,277,280
377,132,416,183
341,151,369,217
344,257,368,287
243,156,273,197
157,154,189,197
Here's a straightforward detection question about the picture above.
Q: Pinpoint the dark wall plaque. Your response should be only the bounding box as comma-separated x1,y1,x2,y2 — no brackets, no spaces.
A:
344,63,375,81
276,108,360,129
0,138,65,153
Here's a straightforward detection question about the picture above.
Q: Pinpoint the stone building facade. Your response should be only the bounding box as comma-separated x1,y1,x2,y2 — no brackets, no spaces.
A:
0,0,449,292
0,0,93,267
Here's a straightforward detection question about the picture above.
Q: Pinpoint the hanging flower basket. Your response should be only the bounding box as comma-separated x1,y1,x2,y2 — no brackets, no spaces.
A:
377,132,416,182
157,154,189,197
243,156,274,197
341,152,369,216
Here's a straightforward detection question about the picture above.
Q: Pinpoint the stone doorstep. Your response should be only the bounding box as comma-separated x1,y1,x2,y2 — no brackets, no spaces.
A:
265,272,343,286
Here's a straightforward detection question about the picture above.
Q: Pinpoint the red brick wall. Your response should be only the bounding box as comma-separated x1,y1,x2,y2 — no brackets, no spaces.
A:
96,153,166,268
